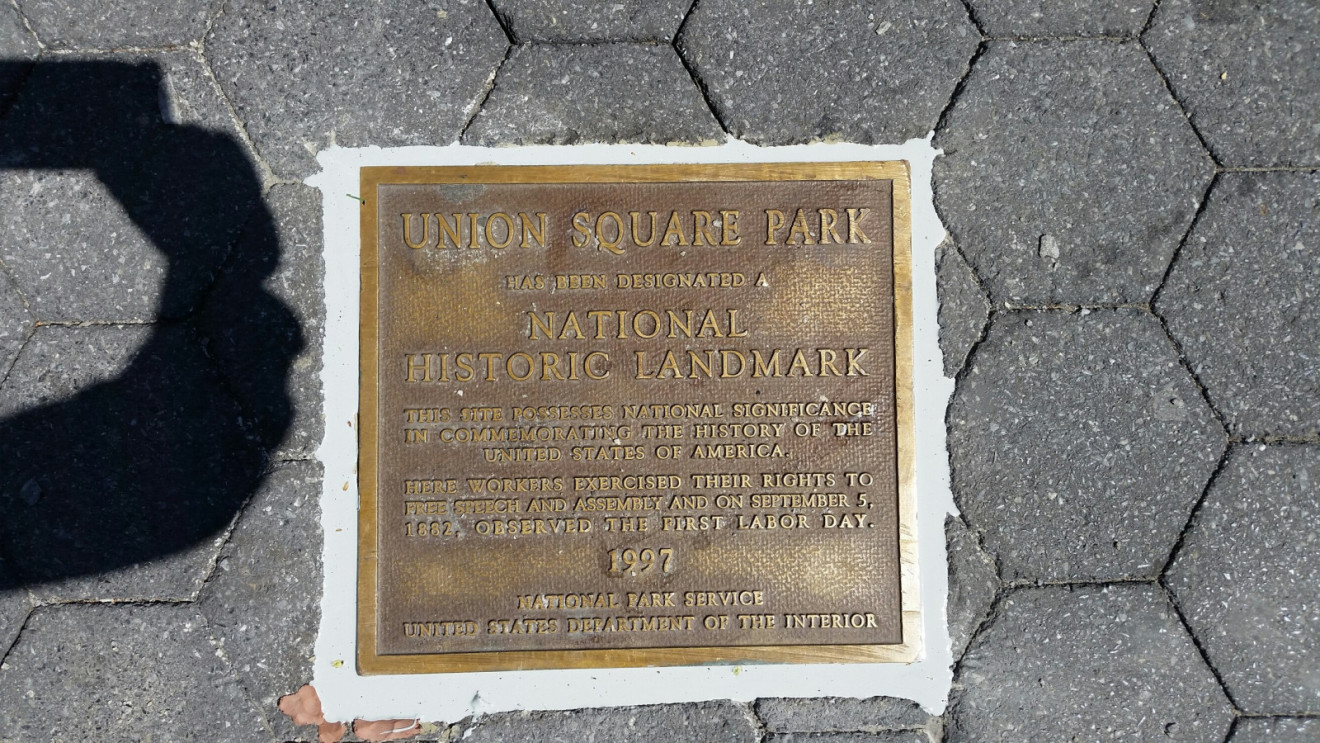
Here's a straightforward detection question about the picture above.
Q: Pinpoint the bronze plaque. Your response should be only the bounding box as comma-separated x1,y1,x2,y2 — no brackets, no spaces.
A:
358,163,917,674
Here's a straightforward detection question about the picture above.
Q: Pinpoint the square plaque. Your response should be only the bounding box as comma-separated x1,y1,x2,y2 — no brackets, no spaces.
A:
358,162,917,674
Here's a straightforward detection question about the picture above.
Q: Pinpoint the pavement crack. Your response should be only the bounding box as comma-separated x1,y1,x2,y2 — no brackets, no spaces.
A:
955,0,987,37
1139,0,1162,38
458,43,511,141
673,1,733,138
194,34,285,188
933,39,984,140
481,0,516,45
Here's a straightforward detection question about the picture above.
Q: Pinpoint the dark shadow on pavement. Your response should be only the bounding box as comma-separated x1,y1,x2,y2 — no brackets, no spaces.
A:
0,61,300,591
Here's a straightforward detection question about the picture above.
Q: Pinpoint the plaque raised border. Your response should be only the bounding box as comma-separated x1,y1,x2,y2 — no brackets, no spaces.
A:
357,162,918,674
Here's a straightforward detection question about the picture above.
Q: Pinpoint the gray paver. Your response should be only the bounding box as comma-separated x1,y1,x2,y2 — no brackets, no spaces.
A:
948,310,1224,582
202,461,323,740
970,0,1152,37
0,557,33,661
464,703,757,743
767,734,929,743
757,697,930,733
1165,445,1320,715
20,0,214,50
492,0,690,42
0,324,151,415
936,241,989,377
463,43,721,146
679,0,977,145
1158,172,1320,440
934,40,1214,306
0,171,172,322
0,52,252,324
206,0,507,179
0,268,31,379
0,324,260,601
1145,0,1320,167
150,49,244,135
199,184,323,458
944,516,998,659
0,3,38,109
0,57,172,172
1229,717,1320,742
0,603,268,743
948,584,1233,742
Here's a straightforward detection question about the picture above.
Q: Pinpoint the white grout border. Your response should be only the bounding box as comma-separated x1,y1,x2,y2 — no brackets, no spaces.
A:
306,138,956,721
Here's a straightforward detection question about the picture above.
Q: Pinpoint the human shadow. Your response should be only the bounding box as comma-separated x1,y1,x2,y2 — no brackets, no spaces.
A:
0,61,300,592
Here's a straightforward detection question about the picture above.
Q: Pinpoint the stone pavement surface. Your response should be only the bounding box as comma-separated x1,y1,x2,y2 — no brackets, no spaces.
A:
0,1,1315,741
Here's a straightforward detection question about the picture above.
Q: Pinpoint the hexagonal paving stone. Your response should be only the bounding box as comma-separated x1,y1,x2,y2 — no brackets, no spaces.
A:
969,0,1153,37
679,0,977,144
491,0,690,42
1146,0,1320,167
464,43,722,146
0,54,255,323
948,584,1234,741
936,241,989,378
948,310,1224,582
945,516,999,659
0,268,31,379
0,603,268,742
148,50,246,135
207,0,508,179
0,324,263,601
0,171,173,323
935,40,1214,306
1165,445,1320,714
464,703,757,743
20,0,216,50
1157,172,1320,439
198,184,322,458
0,3,38,110
201,461,322,740
757,697,932,735
0,59,164,170
1229,717,1320,742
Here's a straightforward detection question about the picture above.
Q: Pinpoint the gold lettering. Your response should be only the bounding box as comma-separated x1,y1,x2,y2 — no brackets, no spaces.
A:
819,208,841,244
752,349,782,378
528,311,555,340
764,209,785,245
571,212,592,247
847,208,872,243
519,212,547,247
818,348,841,376
720,210,740,245
438,213,462,248
660,211,689,246
467,213,480,248
484,212,513,249
846,347,868,376
401,213,431,249
693,211,716,246
596,212,624,254
788,349,814,377
405,353,433,382
666,309,693,338
787,208,816,245
629,211,658,247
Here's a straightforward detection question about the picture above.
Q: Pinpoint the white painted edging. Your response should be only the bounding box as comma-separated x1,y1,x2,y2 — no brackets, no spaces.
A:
307,139,957,721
